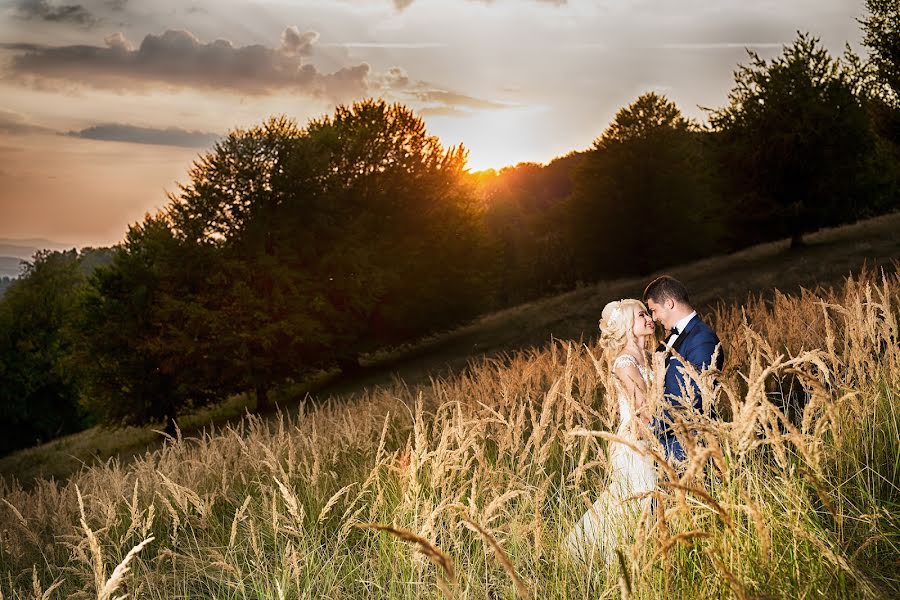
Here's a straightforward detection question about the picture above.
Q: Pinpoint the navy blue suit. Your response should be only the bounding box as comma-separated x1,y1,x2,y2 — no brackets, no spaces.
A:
655,314,724,462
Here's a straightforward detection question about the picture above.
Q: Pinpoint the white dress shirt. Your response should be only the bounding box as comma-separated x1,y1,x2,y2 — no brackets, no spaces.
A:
665,311,697,347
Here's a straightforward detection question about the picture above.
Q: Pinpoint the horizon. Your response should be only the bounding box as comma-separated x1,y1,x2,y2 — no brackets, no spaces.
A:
0,0,868,248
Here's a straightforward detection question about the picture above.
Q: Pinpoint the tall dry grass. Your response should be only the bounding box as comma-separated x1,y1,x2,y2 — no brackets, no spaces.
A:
0,268,897,598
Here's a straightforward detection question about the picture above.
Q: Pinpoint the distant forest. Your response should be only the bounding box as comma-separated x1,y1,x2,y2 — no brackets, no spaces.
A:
1,6,899,455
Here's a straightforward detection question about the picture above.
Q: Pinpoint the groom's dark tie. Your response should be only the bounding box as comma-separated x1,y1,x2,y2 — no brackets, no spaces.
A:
657,326,680,353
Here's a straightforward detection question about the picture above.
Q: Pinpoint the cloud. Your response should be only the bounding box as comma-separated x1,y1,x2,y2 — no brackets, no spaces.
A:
280,26,318,56
0,108,52,135
12,0,97,26
417,106,471,118
413,90,508,110
320,42,448,49
0,108,218,148
394,86,512,119
2,27,373,101
393,0,565,10
654,42,786,51
362,70,509,116
369,66,410,90
67,123,220,148
367,74,511,117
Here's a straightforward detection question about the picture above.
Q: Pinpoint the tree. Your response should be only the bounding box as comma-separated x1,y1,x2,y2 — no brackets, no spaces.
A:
855,1,900,193
164,99,491,410
709,33,889,248
860,0,900,104
566,93,722,279
80,100,492,424
165,116,333,412
287,100,491,347
77,216,222,429
475,153,585,304
0,250,91,454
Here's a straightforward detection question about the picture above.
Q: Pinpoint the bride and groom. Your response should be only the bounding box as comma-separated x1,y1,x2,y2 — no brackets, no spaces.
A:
565,275,724,562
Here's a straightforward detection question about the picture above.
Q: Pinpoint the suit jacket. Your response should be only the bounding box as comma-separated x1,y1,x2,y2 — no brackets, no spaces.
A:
656,314,724,436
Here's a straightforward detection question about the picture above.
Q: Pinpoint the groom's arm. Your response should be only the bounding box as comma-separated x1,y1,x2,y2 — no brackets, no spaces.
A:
681,331,723,410
664,356,690,407
663,329,722,416
687,335,720,371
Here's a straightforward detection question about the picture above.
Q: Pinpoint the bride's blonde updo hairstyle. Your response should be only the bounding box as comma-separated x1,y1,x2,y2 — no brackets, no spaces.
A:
598,298,653,367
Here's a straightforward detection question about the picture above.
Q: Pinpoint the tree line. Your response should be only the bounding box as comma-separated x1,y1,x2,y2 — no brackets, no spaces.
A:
1,10,898,454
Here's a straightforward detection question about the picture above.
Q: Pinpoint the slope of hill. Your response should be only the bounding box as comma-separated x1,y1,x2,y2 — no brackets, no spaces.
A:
348,210,900,392
1,212,898,484
0,227,897,598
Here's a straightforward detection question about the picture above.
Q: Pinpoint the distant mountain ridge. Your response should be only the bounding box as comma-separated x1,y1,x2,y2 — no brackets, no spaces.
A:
0,257,25,279
0,238,72,278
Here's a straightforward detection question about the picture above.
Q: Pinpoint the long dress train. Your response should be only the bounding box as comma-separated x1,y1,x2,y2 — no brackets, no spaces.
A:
565,354,657,564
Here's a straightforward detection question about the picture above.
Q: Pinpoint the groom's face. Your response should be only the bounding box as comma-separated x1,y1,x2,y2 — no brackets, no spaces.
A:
646,297,675,329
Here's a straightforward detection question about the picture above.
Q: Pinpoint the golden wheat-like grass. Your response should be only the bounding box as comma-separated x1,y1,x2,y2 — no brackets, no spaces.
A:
0,267,897,598
461,515,531,600
355,522,456,597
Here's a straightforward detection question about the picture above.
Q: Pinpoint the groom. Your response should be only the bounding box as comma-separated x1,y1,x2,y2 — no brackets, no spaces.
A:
643,275,724,463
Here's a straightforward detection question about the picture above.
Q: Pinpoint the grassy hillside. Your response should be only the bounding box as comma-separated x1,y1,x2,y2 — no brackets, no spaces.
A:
1,212,899,486
0,241,897,598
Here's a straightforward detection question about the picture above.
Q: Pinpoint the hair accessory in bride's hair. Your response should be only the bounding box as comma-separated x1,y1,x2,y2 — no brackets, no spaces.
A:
607,303,623,329
600,300,626,334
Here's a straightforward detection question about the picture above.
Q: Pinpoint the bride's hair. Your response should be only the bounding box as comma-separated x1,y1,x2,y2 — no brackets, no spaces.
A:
598,298,653,367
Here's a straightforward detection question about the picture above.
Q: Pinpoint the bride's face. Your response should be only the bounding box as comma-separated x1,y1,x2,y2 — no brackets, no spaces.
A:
632,305,655,338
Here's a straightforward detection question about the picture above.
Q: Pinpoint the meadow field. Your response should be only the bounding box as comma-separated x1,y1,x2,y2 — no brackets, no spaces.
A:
0,261,897,597
3,212,899,487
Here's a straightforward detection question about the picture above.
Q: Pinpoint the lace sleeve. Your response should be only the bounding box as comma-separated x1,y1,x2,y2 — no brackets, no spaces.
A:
613,354,639,371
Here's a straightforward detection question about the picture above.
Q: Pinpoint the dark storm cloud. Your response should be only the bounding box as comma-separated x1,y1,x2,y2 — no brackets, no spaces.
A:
12,0,98,26
2,27,373,100
67,123,220,148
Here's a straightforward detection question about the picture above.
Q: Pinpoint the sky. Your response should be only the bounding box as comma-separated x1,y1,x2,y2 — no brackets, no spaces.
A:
0,0,869,248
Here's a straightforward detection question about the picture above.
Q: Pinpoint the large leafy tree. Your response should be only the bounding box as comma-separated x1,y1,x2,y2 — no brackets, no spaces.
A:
566,92,722,279
284,100,490,347
476,153,584,304
77,216,223,429
162,99,490,410
709,33,889,247
164,117,334,412
77,101,489,423
0,250,94,454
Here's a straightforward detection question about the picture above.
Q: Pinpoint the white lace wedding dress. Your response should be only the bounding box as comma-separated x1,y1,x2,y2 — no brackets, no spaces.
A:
565,354,657,563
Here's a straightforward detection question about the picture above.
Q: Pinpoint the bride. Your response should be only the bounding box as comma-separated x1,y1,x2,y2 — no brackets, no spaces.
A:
565,298,658,563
